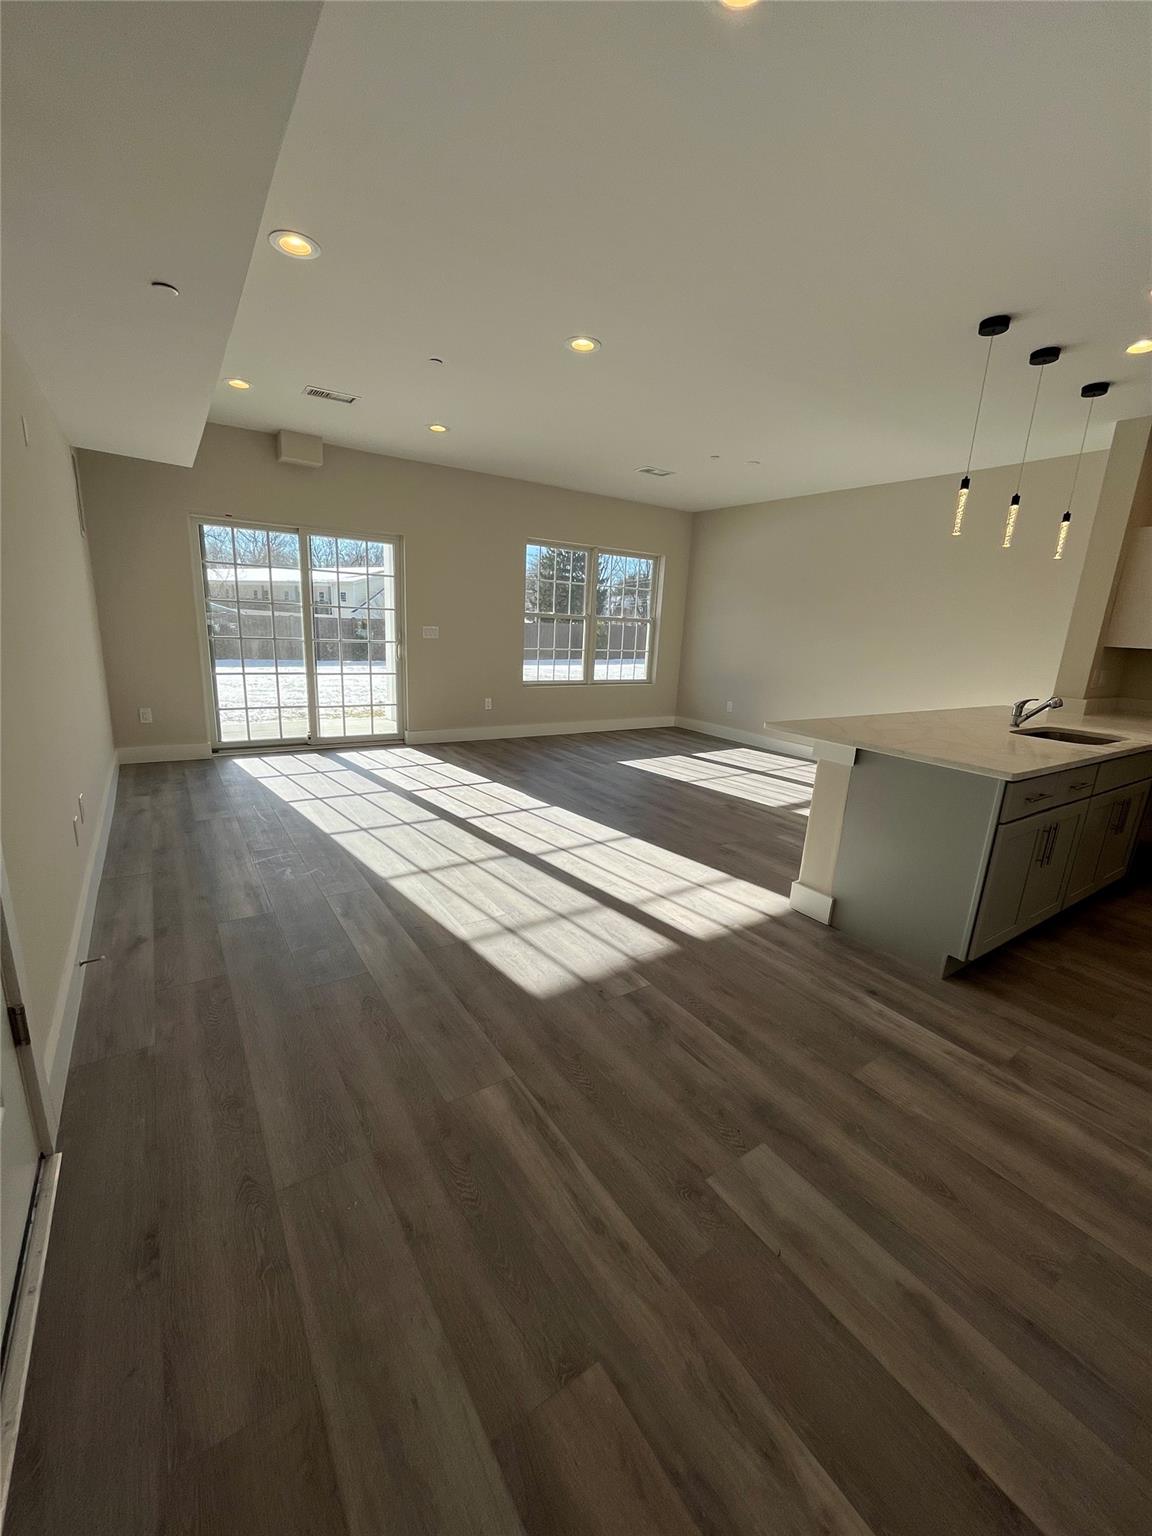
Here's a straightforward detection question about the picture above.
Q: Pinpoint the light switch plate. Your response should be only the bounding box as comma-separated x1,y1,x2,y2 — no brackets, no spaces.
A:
422,625,439,639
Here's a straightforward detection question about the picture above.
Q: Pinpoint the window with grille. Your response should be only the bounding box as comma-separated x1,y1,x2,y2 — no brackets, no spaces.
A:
523,542,658,684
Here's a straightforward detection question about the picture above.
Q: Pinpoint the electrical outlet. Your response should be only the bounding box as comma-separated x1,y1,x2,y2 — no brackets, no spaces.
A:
138,706,152,724
725,700,734,713
484,697,493,711
72,815,80,847
78,793,85,824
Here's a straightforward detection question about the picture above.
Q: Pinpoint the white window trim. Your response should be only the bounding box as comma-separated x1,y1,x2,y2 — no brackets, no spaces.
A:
522,540,661,686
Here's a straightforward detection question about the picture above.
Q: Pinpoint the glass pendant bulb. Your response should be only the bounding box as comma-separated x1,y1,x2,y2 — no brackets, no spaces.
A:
952,475,971,537
1055,383,1108,564
1002,493,1021,549
950,316,1010,538
1053,511,1071,561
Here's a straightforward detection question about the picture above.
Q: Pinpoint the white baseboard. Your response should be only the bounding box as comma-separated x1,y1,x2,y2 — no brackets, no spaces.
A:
789,880,835,925
675,716,815,759
0,1152,61,1524
117,742,211,764
405,715,677,745
40,754,118,1124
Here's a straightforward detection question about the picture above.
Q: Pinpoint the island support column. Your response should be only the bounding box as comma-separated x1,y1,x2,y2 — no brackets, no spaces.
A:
790,749,856,924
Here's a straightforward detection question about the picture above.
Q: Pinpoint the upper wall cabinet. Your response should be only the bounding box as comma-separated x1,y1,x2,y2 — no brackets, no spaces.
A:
1107,527,1152,649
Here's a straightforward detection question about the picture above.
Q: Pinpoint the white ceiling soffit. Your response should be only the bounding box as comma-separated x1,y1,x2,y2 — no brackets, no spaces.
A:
2,1,321,466
214,2,1152,512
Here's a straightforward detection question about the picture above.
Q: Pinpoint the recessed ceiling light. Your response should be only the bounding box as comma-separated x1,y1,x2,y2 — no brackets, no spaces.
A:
721,0,761,10
269,229,321,260
150,280,180,296
1126,338,1152,355
566,336,601,354
226,378,251,390
427,423,449,433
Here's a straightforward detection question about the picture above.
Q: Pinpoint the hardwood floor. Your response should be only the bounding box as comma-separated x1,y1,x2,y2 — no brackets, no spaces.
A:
8,727,1152,1535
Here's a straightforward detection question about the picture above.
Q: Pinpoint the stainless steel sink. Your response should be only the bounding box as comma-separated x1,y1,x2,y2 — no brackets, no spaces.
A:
1015,727,1123,744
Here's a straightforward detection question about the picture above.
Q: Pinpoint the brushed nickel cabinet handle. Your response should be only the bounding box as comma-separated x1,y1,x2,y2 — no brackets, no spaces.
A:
1025,791,1054,803
1068,781,1092,791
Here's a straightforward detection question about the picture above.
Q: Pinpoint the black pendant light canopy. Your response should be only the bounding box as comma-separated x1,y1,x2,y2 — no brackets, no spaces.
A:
952,314,1011,537
1054,381,1110,561
1003,345,1061,549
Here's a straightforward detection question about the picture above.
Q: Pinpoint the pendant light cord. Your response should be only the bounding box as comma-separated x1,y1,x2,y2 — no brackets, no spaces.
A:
964,335,995,476
1014,366,1047,495
1066,398,1096,507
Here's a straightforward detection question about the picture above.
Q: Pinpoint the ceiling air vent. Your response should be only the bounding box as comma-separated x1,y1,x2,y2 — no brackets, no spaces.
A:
636,465,674,477
303,385,359,404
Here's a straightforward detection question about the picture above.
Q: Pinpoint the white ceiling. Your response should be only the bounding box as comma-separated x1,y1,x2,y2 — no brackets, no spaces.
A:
5,3,1151,508
2,2,319,464
212,2,1152,510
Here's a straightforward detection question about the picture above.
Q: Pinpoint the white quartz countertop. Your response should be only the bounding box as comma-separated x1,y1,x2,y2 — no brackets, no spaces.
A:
766,705,1152,782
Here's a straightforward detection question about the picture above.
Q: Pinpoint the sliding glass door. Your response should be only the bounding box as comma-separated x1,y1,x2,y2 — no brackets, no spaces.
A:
198,521,402,748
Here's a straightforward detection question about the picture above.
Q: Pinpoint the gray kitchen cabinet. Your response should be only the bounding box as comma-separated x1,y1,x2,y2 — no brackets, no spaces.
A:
1067,780,1151,901
1095,780,1150,887
970,801,1086,959
830,749,1152,976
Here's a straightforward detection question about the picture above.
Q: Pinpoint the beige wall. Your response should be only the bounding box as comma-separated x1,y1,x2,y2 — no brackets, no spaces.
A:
2,332,115,1116
678,450,1108,735
78,424,692,749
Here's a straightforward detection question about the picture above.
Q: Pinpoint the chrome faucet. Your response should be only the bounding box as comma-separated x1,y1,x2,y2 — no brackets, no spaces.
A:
1011,696,1064,728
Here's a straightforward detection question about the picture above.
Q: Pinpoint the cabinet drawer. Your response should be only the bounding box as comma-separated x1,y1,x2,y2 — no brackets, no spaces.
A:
1000,766,1098,823
1093,750,1152,795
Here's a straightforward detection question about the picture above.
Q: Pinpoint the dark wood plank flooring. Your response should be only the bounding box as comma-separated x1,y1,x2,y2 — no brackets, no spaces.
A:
8,727,1152,1535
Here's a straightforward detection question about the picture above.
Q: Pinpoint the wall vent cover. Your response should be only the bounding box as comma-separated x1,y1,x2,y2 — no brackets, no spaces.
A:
303,385,359,404
636,465,674,477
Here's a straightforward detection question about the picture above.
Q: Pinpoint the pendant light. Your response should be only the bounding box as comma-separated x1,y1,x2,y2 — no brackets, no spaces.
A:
952,314,1011,536
1054,381,1110,560
1003,345,1061,549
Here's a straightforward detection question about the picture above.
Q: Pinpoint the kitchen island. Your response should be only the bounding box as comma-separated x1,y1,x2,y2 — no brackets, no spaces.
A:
766,705,1152,975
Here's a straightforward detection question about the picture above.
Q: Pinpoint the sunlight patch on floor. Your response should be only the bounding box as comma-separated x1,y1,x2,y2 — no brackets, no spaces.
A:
619,747,815,813
240,747,787,993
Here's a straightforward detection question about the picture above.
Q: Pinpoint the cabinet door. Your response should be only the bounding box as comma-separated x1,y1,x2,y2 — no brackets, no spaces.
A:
1063,794,1113,907
970,817,1048,957
1018,803,1084,928
970,802,1084,960
1094,781,1149,889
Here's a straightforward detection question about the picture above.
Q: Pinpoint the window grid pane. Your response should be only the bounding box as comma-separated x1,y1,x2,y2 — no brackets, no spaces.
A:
524,543,588,682
593,551,655,679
